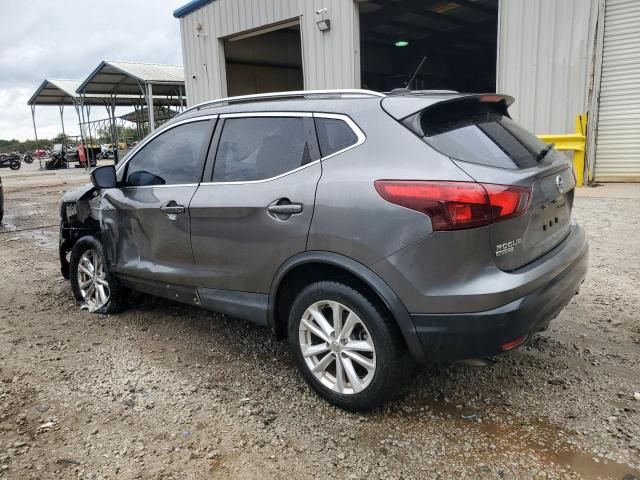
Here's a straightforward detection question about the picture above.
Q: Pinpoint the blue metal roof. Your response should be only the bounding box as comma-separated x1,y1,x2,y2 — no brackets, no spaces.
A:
173,0,215,18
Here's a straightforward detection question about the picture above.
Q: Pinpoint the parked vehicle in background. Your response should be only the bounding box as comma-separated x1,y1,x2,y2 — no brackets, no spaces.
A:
84,146,100,168
0,176,3,223
58,89,588,411
98,145,113,161
0,153,21,170
45,149,67,170
62,145,98,169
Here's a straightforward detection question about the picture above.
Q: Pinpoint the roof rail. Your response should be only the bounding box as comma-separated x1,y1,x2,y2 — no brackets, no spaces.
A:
385,89,459,96
179,89,385,116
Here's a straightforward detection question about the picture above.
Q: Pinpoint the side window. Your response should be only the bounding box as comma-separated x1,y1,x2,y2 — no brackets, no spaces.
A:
212,117,311,182
124,121,211,186
315,117,358,157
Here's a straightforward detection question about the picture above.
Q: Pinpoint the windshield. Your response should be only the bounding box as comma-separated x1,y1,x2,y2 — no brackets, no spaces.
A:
420,100,548,170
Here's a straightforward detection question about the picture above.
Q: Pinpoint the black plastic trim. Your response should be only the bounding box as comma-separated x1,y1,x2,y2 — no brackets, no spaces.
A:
198,287,269,326
268,251,426,362
117,274,200,306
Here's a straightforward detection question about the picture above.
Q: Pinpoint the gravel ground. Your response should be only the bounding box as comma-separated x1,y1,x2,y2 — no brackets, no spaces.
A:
0,164,638,480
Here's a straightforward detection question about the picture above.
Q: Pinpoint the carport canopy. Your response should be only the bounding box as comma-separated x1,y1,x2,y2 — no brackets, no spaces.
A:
26,78,146,157
76,61,186,133
27,72,186,164
76,61,184,97
26,78,174,155
27,79,146,107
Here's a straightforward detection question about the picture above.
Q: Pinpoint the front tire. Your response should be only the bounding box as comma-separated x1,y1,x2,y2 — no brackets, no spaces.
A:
9,161,20,170
288,281,411,411
69,236,127,314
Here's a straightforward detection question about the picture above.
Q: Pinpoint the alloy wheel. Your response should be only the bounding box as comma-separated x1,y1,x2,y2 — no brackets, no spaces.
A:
77,249,110,311
299,300,376,394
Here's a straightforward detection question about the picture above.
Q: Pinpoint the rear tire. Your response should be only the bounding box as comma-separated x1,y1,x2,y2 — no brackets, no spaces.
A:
288,281,411,411
69,236,127,314
9,161,20,170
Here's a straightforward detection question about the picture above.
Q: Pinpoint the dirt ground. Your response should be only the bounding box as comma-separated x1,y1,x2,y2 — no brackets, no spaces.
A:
0,163,638,480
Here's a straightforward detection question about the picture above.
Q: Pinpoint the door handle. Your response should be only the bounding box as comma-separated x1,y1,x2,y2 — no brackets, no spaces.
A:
267,199,303,220
267,204,303,214
160,201,186,215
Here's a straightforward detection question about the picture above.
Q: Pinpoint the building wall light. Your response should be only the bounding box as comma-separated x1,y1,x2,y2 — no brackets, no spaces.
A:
316,8,330,32
317,19,331,31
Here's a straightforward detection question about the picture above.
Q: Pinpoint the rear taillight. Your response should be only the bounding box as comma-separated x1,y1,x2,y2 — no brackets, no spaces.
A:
374,180,531,231
483,183,531,221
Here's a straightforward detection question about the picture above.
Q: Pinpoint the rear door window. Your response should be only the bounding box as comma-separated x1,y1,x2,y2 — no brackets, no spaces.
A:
124,121,212,186
315,117,359,157
212,117,313,182
420,100,548,169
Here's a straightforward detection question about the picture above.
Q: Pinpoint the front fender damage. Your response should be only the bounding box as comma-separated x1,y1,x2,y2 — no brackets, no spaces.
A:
59,183,101,279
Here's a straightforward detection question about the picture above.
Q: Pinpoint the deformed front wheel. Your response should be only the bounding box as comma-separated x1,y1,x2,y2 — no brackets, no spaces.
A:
288,281,411,411
69,236,127,314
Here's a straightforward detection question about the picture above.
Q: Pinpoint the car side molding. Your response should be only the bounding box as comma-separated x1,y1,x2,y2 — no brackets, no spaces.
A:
198,287,269,327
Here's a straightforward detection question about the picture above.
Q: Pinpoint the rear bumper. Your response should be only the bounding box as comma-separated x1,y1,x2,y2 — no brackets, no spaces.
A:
410,226,588,361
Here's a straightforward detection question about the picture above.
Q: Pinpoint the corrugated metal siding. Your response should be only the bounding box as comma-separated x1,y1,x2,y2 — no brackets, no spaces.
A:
594,0,640,181
497,0,597,134
178,0,360,105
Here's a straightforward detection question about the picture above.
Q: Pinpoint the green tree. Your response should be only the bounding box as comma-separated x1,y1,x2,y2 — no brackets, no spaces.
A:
0,136,63,153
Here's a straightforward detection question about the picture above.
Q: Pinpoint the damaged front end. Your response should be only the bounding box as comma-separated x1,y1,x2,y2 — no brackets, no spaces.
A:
59,184,101,279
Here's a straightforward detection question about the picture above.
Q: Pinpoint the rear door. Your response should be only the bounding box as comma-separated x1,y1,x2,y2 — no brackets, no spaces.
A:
416,97,575,271
101,117,215,289
189,113,321,293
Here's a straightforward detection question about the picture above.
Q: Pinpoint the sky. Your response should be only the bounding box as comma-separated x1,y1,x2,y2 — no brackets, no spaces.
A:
0,0,186,141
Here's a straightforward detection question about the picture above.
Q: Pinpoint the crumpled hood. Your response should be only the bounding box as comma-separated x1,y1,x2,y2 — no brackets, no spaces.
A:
62,183,96,203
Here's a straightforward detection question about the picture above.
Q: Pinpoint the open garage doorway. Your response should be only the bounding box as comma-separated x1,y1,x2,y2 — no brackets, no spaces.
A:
224,20,303,97
359,0,498,93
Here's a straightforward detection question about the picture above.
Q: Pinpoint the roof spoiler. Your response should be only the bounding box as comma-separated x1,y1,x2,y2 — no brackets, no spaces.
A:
383,93,516,138
382,93,515,121
433,94,515,109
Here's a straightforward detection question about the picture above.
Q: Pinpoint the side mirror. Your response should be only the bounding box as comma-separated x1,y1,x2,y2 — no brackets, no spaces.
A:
91,165,117,189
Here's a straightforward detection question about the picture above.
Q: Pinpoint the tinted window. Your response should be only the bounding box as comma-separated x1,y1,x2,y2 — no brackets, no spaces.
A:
316,117,358,157
420,101,548,169
212,117,311,182
125,121,211,186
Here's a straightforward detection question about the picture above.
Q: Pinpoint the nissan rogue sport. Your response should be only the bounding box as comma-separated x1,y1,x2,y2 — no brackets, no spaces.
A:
59,89,588,411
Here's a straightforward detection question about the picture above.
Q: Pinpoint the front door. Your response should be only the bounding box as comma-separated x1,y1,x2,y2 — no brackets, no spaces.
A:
101,118,216,290
189,114,322,293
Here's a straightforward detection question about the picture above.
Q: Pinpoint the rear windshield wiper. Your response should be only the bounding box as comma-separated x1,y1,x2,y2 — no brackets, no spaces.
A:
536,143,555,162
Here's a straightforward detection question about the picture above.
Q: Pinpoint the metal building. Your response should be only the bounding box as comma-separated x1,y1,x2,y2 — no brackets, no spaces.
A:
175,0,640,182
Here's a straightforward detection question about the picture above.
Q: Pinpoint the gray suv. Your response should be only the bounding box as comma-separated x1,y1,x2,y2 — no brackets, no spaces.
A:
59,89,588,411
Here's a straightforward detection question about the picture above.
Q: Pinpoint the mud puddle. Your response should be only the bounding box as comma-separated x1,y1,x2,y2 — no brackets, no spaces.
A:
385,397,640,479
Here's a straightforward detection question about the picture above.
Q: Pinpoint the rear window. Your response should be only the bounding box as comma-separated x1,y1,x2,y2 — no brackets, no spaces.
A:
420,100,548,169
315,117,358,157
212,117,311,182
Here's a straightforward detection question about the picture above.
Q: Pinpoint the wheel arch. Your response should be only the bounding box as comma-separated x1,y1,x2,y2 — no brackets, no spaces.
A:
267,251,425,362
59,199,101,279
